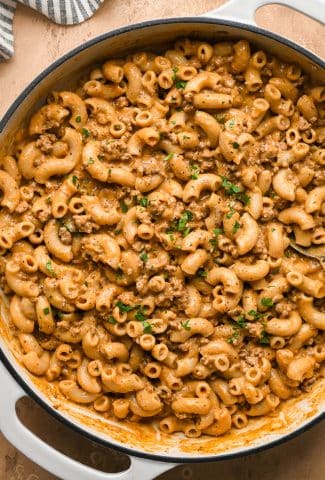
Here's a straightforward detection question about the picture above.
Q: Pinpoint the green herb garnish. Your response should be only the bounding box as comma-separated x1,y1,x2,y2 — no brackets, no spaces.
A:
138,197,149,208
140,251,148,263
181,320,191,331
108,316,117,325
115,301,135,313
261,297,274,307
45,261,57,277
87,157,94,165
172,66,179,81
119,200,128,213
260,331,270,345
75,115,81,123
135,306,147,322
164,152,174,162
236,315,247,328
248,310,266,320
142,320,152,334
175,80,187,89
232,142,240,149
43,307,50,315
190,164,200,180
232,221,241,234
82,127,90,138
197,268,207,278
227,328,240,344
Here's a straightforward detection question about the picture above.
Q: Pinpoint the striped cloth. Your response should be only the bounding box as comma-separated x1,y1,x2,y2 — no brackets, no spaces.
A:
0,0,104,60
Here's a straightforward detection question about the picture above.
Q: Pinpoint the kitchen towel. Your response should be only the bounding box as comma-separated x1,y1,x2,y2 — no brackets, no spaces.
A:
0,0,104,60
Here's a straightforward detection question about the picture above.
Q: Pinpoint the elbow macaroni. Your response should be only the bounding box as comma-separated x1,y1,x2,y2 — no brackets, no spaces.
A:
0,38,324,440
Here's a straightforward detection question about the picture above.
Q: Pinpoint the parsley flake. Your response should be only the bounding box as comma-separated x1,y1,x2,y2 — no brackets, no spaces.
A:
115,301,134,313
140,251,148,263
75,115,81,123
142,320,152,334
232,142,240,149
139,197,149,208
232,221,241,234
108,316,117,325
197,268,207,278
87,157,94,165
82,127,90,138
181,320,191,331
43,307,50,315
45,261,57,277
190,164,200,180
261,297,274,307
135,306,147,322
164,152,174,162
119,200,128,213
175,80,187,89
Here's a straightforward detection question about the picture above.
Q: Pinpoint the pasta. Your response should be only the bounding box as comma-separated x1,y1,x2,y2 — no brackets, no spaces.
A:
0,38,324,440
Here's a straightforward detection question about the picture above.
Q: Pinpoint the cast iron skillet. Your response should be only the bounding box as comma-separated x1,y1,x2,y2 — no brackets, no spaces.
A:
0,1,324,479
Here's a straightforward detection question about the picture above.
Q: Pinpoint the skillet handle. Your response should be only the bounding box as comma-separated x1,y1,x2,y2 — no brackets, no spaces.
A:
0,363,175,480
203,0,325,25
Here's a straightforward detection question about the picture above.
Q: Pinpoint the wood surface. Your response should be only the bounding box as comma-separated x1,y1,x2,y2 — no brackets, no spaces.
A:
0,1,324,479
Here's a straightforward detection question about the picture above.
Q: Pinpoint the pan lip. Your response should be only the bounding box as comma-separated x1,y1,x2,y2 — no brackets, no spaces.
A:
0,15,324,464
0,15,324,133
0,344,324,464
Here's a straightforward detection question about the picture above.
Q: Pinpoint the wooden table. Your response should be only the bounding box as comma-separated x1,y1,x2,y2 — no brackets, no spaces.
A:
0,1,324,479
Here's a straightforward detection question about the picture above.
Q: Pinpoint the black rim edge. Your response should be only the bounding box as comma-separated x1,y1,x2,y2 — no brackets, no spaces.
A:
0,15,324,465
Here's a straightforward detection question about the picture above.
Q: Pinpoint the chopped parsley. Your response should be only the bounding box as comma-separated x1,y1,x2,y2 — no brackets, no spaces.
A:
285,250,292,258
175,80,187,89
119,200,128,213
227,328,240,344
45,261,57,277
232,221,241,234
221,176,241,195
232,142,240,149
190,164,200,180
164,152,174,162
43,307,50,315
236,315,247,328
181,320,191,331
87,157,94,165
228,119,235,129
75,115,81,123
46,197,52,204
172,67,179,81
56,311,64,319
138,197,149,208
166,210,193,237
115,269,123,280
135,306,147,322
142,320,152,334
260,331,270,345
226,206,236,218
115,301,135,313
248,309,266,320
140,251,148,263
261,297,274,307
197,268,207,278
209,228,223,251
71,175,78,187
108,316,117,325
82,127,90,138
221,177,250,205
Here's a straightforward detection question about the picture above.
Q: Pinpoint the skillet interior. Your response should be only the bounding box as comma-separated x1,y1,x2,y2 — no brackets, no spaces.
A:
0,18,324,463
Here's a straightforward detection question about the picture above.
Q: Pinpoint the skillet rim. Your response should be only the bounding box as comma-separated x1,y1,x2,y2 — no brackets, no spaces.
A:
0,15,324,465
